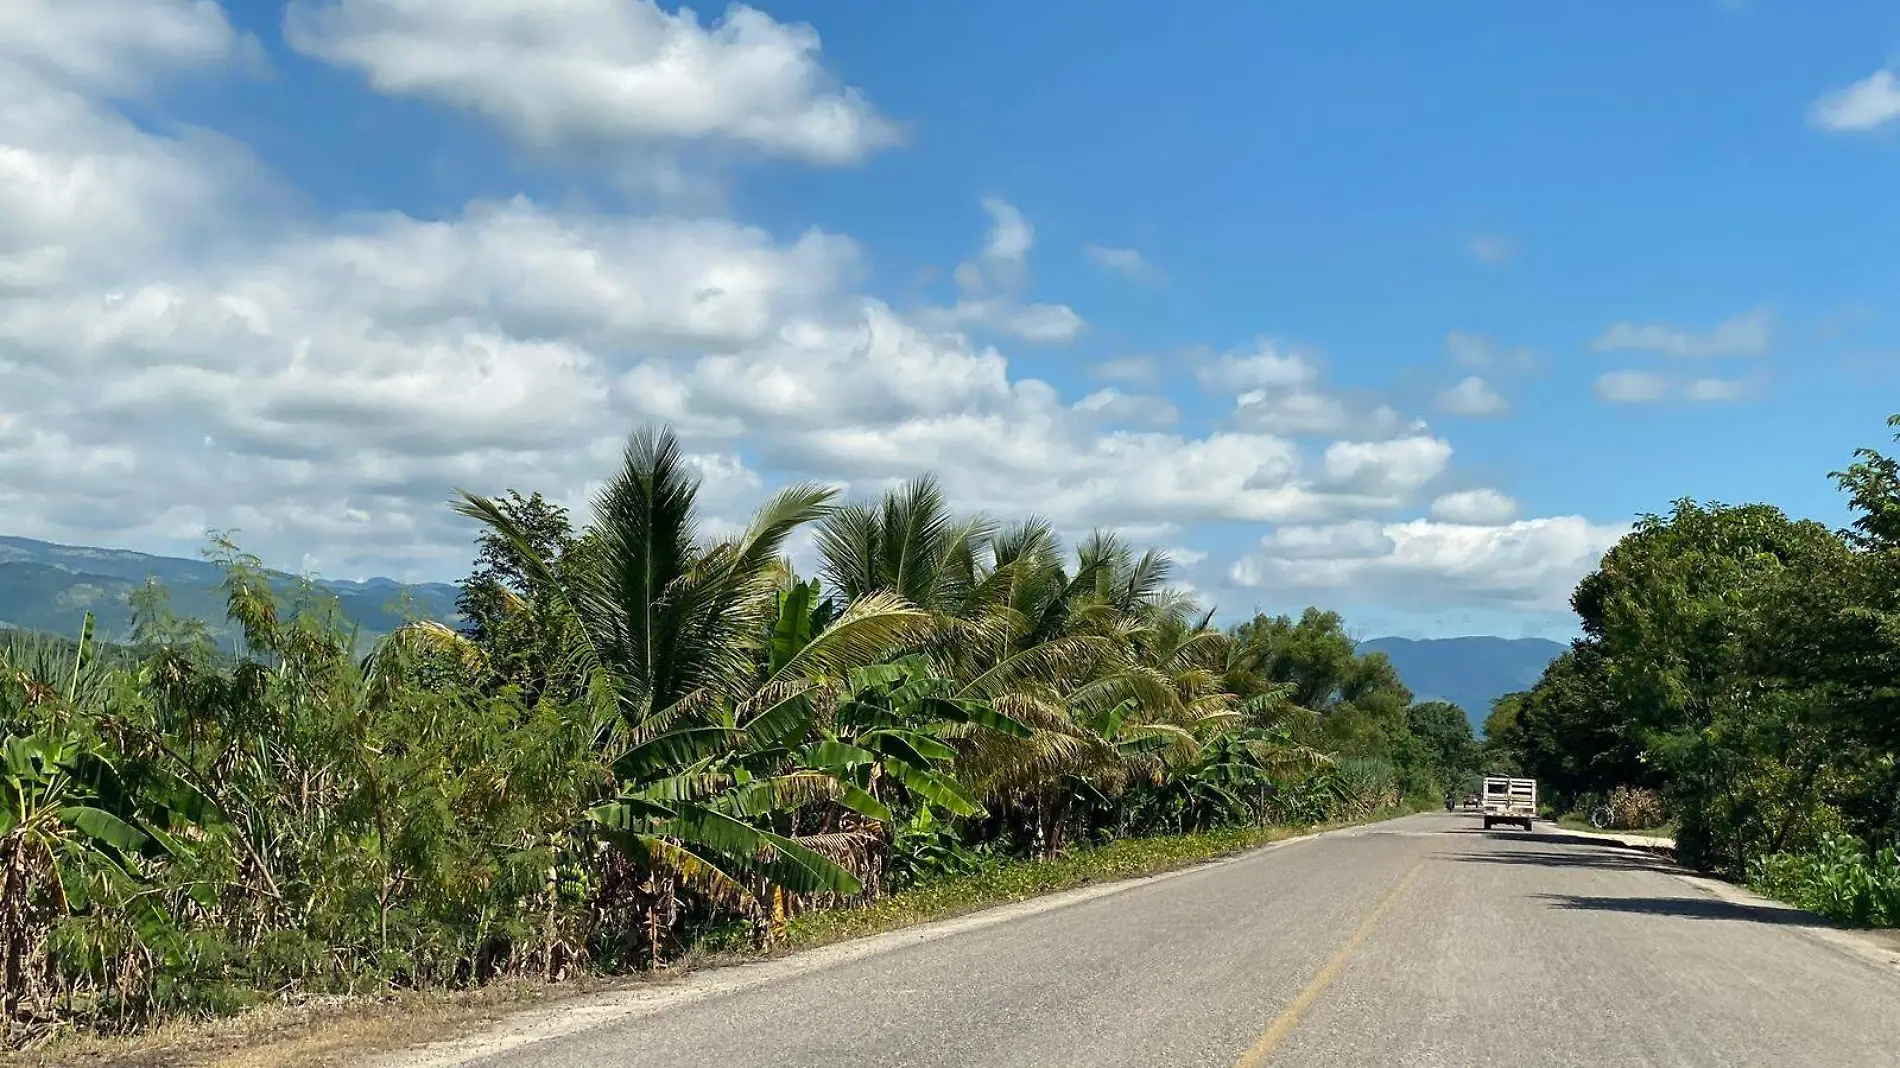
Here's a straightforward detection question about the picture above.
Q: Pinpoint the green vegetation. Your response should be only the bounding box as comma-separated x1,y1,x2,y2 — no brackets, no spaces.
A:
1486,413,1900,925
775,807,1413,953
1749,834,1900,928
1,426,1476,1048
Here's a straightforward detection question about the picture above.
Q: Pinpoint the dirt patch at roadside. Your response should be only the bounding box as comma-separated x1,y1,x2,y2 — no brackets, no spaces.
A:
4,981,624,1068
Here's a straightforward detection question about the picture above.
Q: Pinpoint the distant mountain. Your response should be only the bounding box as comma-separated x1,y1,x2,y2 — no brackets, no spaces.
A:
1357,636,1568,735
0,535,462,648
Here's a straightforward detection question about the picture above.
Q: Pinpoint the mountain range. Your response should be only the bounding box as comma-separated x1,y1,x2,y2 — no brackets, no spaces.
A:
0,536,1564,729
0,535,462,649
1357,635,1569,734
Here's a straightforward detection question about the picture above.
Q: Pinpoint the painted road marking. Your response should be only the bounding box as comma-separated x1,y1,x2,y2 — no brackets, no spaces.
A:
1233,859,1426,1067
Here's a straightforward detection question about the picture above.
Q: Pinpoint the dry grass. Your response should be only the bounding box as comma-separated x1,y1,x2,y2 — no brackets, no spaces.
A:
0,981,620,1068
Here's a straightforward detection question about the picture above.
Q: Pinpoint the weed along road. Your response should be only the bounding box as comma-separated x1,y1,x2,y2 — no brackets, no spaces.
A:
387,813,1900,1068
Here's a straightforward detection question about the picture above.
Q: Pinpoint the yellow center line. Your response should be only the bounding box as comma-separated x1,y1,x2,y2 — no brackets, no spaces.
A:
1232,859,1427,1068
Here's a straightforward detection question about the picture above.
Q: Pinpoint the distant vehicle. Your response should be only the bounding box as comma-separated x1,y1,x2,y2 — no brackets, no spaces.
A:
1480,776,1536,831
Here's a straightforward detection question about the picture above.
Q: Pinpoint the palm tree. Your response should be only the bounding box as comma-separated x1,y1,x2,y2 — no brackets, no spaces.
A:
813,475,992,615
456,427,932,952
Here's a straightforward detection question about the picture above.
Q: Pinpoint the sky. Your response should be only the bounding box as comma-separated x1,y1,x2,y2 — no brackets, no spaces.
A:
3,0,1900,640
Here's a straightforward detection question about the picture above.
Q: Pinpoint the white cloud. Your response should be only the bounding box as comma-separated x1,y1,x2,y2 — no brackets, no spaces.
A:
1229,516,1629,615
1206,340,1410,438
1467,234,1516,265
1083,244,1155,280
0,72,269,294
1684,376,1754,403
1446,330,1494,368
922,197,1082,343
1435,375,1509,417
974,197,1032,276
0,5,1584,636
1232,389,1407,439
1093,356,1160,385
1252,520,1395,562
0,0,244,95
1164,546,1208,566
1197,340,1321,392
0,2,275,296
922,297,1082,343
1444,330,1539,372
1429,489,1519,525
1592,309,1772,358
1591,371,1758,406
1593,371,1671,404
1071,389,1179,428
1810,69,1900,133
1319,437,1452,497
283,0,899,165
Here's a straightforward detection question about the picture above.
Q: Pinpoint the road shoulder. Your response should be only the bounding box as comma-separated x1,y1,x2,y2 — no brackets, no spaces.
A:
371,816,1399,1068
1532,822,1900,977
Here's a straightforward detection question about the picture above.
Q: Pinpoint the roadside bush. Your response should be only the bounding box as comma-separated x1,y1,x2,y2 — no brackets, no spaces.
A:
1608,787,1668,830
1748,832,1900,928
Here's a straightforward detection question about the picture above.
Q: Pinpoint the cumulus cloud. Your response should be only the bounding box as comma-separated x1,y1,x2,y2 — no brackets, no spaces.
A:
1092,356,1160,385
1593,371,1671,404
1202,340,1411,438
1592,309,1772,358
1435,375,1509,417
1232,389,1407,439
1071,389,1180,428
0,0,246,94
1591,372,1758,406
1429,489,1519,525
924,297,1083,343
967,197,1032,284
923,197,1082,343
284,0,899,164
1810,68,1900,133
0,0,1596,637
1083,244,1156,281
1318,437,1452,498
0,1,277,295
1197,340,1320,392
1229,516,1629,615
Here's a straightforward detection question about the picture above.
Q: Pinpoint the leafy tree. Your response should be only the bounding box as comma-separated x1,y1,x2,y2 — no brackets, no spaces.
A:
1406,700,1481,794
455,491,577,704
1223,609,1415,776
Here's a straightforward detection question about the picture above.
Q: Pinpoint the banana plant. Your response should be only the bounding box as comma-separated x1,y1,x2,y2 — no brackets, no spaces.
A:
0,725,222,1035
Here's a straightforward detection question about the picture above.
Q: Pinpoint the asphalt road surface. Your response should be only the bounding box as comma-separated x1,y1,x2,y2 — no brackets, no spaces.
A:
427,812,1900,1067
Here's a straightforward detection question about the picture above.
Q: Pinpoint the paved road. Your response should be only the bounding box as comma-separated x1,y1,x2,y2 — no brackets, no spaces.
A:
437,812,1900,1067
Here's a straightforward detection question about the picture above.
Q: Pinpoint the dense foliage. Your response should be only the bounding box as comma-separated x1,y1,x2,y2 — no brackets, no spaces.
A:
1487,414,1900,921
0,426,1475,1046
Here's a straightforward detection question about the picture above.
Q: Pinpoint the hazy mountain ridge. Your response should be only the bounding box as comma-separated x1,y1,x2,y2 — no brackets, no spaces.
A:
1,538,1566,720
0,535,463,645
1357,635,1568,734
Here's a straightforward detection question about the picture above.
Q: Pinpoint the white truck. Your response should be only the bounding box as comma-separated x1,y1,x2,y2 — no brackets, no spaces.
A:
1480,776,1537,831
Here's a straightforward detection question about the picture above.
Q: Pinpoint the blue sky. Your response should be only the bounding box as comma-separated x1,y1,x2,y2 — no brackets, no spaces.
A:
4,0,1900,640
